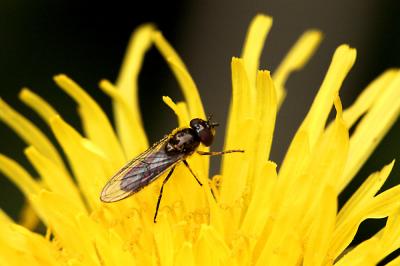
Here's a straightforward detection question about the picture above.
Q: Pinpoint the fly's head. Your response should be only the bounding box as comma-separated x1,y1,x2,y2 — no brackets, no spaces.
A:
189,116,218,147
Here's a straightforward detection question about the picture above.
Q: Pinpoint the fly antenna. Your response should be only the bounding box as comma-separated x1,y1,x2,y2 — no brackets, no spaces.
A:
207,114,219,127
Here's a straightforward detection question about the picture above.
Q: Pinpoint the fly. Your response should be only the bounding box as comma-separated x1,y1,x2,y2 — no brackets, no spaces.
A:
100,117,244,222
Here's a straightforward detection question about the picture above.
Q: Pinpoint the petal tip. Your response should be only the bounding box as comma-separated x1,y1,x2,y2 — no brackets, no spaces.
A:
53,74,67,81
18,87,31,98
253,13,273,24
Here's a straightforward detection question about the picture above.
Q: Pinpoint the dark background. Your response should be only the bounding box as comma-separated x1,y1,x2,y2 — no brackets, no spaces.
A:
0,0,399,257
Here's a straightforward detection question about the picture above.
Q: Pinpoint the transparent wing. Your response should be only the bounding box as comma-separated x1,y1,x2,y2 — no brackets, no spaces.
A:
100,136,184,202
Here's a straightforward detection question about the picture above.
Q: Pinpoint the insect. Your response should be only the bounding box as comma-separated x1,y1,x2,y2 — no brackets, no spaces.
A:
100,117,244,222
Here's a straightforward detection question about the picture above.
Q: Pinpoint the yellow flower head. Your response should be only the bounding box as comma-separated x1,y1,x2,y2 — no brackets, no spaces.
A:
1,14,400,265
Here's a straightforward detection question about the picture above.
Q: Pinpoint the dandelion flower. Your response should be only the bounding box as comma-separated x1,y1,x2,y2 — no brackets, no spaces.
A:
1,14,400,265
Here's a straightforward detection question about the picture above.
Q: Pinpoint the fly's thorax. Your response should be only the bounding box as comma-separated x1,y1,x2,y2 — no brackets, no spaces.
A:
165,128,200,155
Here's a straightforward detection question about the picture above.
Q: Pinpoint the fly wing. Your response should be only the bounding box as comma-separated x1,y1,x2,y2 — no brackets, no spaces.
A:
100,137,184,202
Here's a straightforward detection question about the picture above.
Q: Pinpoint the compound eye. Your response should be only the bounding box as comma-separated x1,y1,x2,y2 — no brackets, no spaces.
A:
198,127,214,146
190,118,215,146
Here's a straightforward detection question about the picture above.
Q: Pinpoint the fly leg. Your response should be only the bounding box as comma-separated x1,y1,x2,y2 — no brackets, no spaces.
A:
197,150,244,156
154,166,176,223
183,160,202,186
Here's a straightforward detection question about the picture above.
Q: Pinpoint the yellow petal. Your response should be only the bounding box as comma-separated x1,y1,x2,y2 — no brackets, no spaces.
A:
337,161,394,226
230,234,252,266
115,25,154,151
220,119,253,204
241,14,273,85
153,32,209,177
194,225,230,265
219,157,250,238
342,69,398,128
258,233,302,266
19,88,59,123
160,162,208,221
24,146,86,213
240,161,277,237
115,24,155,106
363,185,400,218
254,70,277,170
75,214,137,266
258,97,347,263
303,185,337,266
154,212,174,266
302,96,349,195
49,115,110,208
31,191,99,265
386,256,400,266
334,237,378,266
0,209,13,223
0,154,49,227
100,79,147,158
338,71,400,191
175,242,196,266
330,184,400,260
223,58,254,155
298,44,356,148
273,30,322,107
0,221,59,265
0,99,64,170
153,31,205,119
375,210,400,262
278,130,311,186
18,202,40,230
222,58,256,188
54,74,125,168
0,153,40,198
162,96,190,127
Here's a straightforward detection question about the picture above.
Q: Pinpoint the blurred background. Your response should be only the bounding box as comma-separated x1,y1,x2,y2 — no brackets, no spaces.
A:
0,0,399,259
